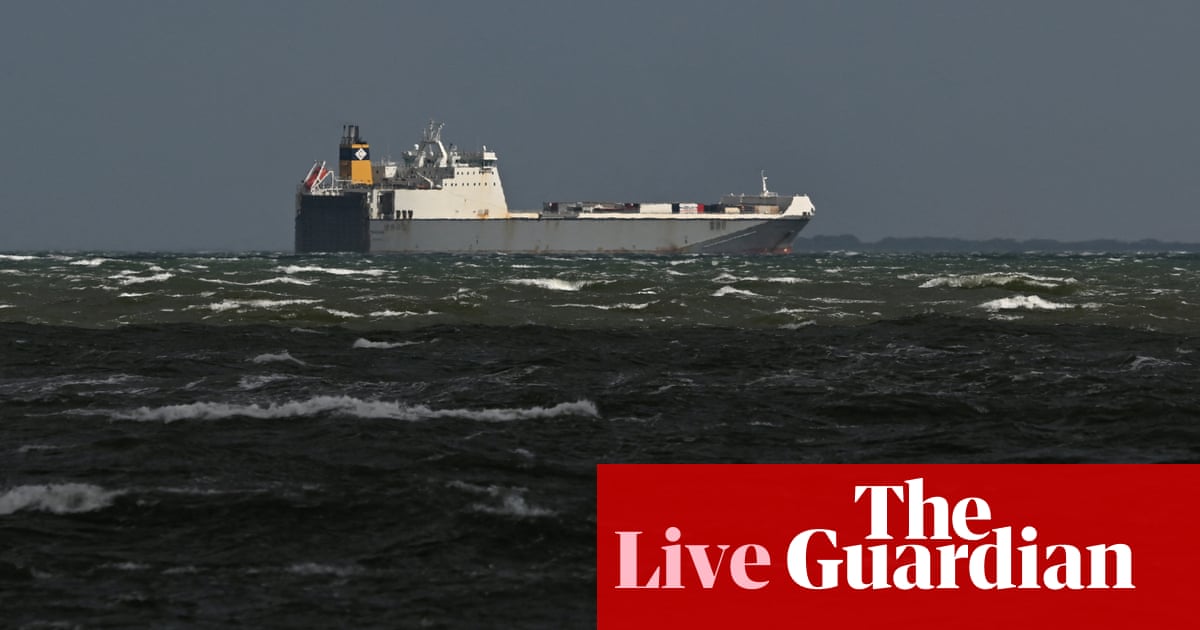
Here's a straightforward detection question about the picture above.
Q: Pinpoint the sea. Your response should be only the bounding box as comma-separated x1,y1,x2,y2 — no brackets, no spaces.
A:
1,251,1198,627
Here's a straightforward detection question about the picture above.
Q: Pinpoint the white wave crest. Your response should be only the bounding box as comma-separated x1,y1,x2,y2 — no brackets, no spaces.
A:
238,374,291,390
473,493,555,518
114,272,174,286
69,257,110,266
205,298,321,312
920,272,1075,290
0,254,36,261
1128,355,1182,371
506,278,590,291
767,277,810,284
712,286,759,298
551,302,652,311
448,481,556,518
978,295,1072,311
277,265,385,277
353,338,420,349
199,276,314,287
251,351,306,365
0,483,123,515
369,309,439,317
118,292,150,298
320,307,360,318
114,397,599,423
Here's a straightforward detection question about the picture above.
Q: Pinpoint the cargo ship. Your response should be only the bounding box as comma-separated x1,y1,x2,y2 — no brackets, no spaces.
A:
295,122,815,254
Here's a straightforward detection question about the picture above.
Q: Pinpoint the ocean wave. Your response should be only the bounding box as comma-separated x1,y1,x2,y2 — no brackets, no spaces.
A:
113,272,174,286
506,278,591,291
287,562,363,577
199,276,314,287
276,265,386,277
352,338,420,349
920,272,1077,291
449,481,556,518
113,397,599,423
472,494,555,518
369,309,439,317
712,286,759,298
0,483,123,515
251,351,307,366
204,298,321,312
69,257,110,266
767,277,810,284
551,302,652,311
118,292,151,298
320,307,361,318
238,374,292,390
101,562,150,571
978,295,1073,311
17,444,60,453
0,254,36,261
1128,355,1183,371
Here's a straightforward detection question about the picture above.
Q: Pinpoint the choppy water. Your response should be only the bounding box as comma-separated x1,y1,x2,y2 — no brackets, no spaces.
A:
2,251,1198,627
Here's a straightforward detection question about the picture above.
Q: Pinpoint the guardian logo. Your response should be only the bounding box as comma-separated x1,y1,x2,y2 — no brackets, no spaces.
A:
598,465,1193,629
614,478,1132,592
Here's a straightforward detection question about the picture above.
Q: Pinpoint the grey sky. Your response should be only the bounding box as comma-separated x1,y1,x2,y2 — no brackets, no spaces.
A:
2,1,1197,250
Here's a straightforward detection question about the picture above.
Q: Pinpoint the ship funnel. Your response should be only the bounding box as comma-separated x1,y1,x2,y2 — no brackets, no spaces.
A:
338,124,373,185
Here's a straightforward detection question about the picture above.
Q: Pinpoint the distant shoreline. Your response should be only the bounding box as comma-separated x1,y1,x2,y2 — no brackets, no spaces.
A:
792,235,1200,253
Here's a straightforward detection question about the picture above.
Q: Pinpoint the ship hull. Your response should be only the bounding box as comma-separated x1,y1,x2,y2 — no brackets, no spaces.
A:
294,191,370,253
362,216,808,254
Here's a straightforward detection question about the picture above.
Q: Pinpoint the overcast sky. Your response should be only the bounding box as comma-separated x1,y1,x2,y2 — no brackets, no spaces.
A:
2,1,1197,250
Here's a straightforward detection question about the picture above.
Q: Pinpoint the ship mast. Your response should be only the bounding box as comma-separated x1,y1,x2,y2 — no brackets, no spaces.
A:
760,170,777,197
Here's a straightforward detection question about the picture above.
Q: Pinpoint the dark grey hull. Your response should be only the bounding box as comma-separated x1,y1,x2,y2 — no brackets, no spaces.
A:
294,192,370,253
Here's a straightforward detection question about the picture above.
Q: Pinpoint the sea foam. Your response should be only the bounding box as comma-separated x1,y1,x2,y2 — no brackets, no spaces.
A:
352,338,420,349
114,397,599,423
206,299,321,312
506,278,591,291
979,295,1072,311
251,351,307,366
920,272,1076,291
472,493,555,518
551,302,652,311
712,286,759,298
114,272,174,286
0,483,122,515
69,257,110,267
277,265,385,277
449,481,556,518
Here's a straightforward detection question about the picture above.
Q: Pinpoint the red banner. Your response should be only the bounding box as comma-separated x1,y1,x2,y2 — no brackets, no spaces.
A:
597,465,1195,629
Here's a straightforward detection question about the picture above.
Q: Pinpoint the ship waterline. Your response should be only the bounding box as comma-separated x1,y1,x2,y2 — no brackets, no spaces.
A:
295,121,816,254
